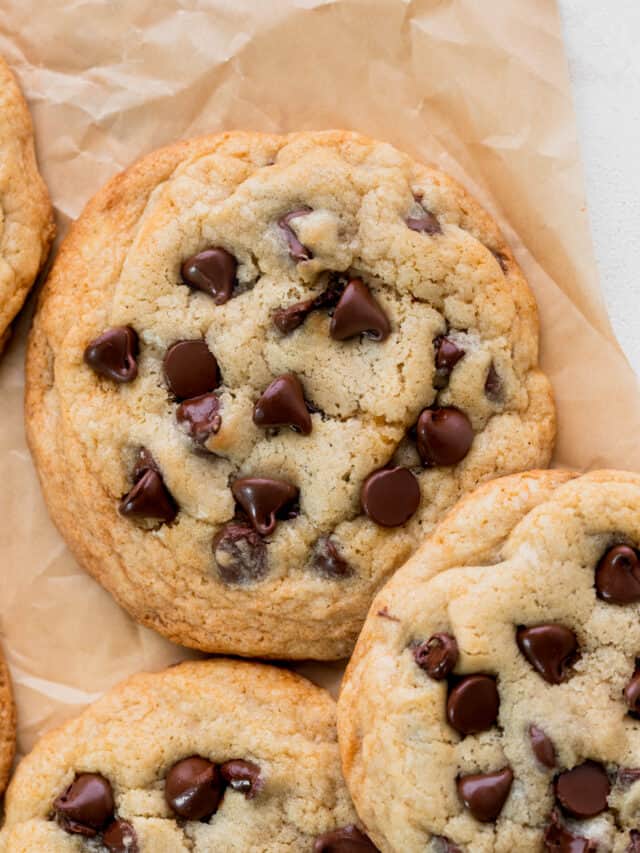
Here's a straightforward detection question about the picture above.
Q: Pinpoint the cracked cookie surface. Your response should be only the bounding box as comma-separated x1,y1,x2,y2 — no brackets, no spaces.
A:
25,130,554,658
338,470,640,852
0,55,54,346
0,659,374,852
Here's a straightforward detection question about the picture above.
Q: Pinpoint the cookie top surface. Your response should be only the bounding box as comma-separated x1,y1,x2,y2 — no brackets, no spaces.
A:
0,55,54,343
338,470,640,852
0,659,375,852
26,130,554,659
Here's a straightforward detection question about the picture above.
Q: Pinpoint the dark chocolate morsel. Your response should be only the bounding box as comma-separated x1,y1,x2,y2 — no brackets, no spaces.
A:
406,208,442,235
54,773,115,837
253,373,312,434
313,824,379,852
84,327,139,383
220,759,263,799
413,633,459,680
624,665,640,715
484,363,502,402
273,297,316,334
416,407,474,467
181,248,237,304
433,335,465,389
618,767,640,787
177,393,221,443
212,523,267,584
103,820,139,853
163,340,219,401
516,624,578,684
312,538,352,578
554,761,610,819
446,675,499,735
543,810,598,852
119,467,177,524
330,279,391,342
360,467,420,528
165,756,223,821
278,208,313,261
231,477,299,536
629,830,640,853
456,767,513,822
595,544,640,604
529,725,557,769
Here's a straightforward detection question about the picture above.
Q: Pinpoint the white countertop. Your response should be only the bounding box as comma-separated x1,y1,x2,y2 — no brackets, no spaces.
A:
559,0,640,375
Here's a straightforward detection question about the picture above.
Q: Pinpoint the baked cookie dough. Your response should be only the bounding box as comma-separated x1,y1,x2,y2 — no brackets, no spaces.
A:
0,659,377,852
338,470,640,852
0,642,16,797
0,55,54,347
26,130,554,658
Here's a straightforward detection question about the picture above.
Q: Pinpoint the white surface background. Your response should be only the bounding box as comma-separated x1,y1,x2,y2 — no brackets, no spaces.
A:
559,0,640,375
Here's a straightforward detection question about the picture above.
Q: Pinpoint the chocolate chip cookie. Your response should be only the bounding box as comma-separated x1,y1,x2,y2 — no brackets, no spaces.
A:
25,130,554,658
0,644,15,797
0,55,54,347
338,470,640,851
0,659,377,851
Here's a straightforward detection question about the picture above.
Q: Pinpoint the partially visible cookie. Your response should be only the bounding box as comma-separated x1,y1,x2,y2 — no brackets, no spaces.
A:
0,643,16,797
0,56,54,346
26,130,554,660
338,470,640,852
0,659,376,852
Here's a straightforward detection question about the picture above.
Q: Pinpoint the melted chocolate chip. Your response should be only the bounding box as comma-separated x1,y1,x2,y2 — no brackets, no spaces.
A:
516,624,578,684
212,523,267,584
446,675,499,735
163,340,219,401
253,373,312,434
554,761,610,819
54,773,115,837
312,537,352,578
484,363,502,402
177,392,221,443
456,767,513,822
416,407,474,467
406,208,442,235
103,820,138,852
629,830,640,853
618,767,640,787
119,457,177,525
413,633,459,680
543,810,598,852
231,477,299,536
360,466,420,527
529,725,557,769
595,544,640,604
279,208,313,261
624,665,640,715
84,327,139,383
433,335,465,389
220,759,263,799
330,279,391,342
313,824,379,852
272,282,344,334
181,248,237,304
165,756,223,821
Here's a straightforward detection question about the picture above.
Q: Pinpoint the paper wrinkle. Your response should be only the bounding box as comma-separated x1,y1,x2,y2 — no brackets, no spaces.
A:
0,0,637,757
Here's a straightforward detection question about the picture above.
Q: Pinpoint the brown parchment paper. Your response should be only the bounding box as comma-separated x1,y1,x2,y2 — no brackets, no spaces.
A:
0,0,638,757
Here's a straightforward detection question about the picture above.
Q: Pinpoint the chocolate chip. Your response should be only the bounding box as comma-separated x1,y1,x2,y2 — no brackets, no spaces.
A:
629,830,640,853
312,537,352,578
432,838,462,853
163,340,219,401
456,767,513,822
253,373,312,434
119,458,177,525
516,624,578,684
103,820,138,852
543,810,597,852
165,756,223,821
406,209,442,235
212,523,267,584
618,767,640,787
360,466,420,527
220,759,263,799
624,665,640,715
313,824,379,852
177,392,221,443
330,279,391,342
554,761,610,819
413,633,459,680
84,327,139,383
273,297,317,334
484,363,502,402
595,544,640,604
181,248,237,304
54,773,114,837
433,335,465,389
446,675,499,735
279,208,313,261
490,249,509,274
416,407,474,467
231,477,299,536
529,725,557,769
